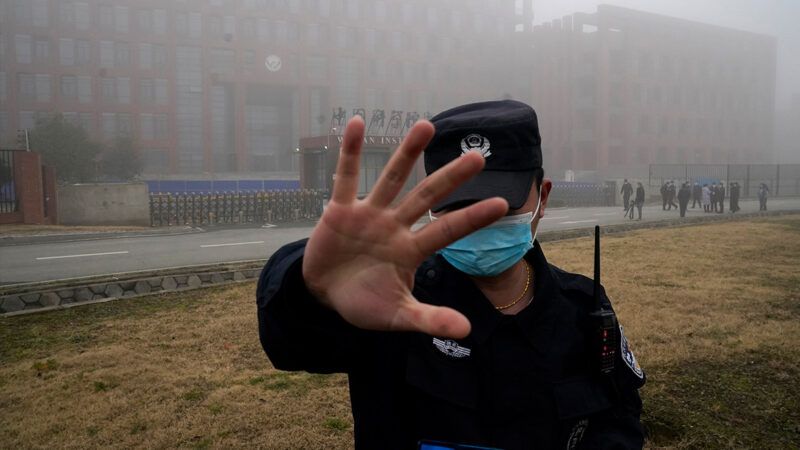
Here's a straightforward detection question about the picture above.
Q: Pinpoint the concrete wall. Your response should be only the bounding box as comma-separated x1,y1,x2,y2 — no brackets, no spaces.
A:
58,183,150,226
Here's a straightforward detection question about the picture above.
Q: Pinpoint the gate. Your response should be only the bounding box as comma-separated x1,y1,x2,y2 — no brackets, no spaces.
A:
149,189,324,227
0,150,18,214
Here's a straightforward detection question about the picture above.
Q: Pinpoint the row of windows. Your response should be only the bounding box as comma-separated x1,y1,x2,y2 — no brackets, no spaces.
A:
12,73,168,106
4,1,509,48
15,110,169,142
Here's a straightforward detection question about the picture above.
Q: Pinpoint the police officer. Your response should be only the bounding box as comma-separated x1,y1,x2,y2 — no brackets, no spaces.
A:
677,182,691,218
620,179,633,211
257,101,646,449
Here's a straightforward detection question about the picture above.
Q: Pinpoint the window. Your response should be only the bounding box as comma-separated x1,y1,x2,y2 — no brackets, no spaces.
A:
140,113,155,140
18,74,35,100
14,0,33,25
155,79,168,105
138,10,153,33
223,16,236,36
61,75,78,99
208,16,223,37
114,6,129,33
99,5,114,30
153,9,167,35
15,34,32,64
141,113,169,140
34,74,51,101
101,77,116,103
60,2,76,27
32,0,48,27
75,2,90,30
34,39,49,64
100,41,115,68
59,39,75,66
140,78,155,103
115,42,130,67
359,152,389,195
77,76,92,103
76,40,91,64
101,113,116,139
117,77,130,104
188,13,202,38
117,113,132,138
243,50,256,70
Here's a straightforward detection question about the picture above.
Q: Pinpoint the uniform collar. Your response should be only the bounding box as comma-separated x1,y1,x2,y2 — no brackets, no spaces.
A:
428,241,561,345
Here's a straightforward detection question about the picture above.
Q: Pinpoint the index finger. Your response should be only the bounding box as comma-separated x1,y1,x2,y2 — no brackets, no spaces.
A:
331,116,365,204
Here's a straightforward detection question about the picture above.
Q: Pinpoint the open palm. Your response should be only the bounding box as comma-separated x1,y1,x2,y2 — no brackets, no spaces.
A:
302,117,508,339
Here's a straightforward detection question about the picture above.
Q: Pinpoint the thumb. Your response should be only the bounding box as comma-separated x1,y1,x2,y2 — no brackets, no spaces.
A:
393,301,472,339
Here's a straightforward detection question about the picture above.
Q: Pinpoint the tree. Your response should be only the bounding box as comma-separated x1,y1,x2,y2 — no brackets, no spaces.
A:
28,114,101,183
100,136,142,181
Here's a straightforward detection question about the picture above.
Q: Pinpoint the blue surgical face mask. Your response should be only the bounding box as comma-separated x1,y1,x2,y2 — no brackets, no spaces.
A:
431,193,542,277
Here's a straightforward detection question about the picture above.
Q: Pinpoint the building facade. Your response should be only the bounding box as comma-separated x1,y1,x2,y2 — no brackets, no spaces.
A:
531,5,777,176
0,0,534,176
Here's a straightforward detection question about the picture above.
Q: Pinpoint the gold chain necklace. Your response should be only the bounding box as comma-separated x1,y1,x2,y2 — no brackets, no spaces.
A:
495,260,531,311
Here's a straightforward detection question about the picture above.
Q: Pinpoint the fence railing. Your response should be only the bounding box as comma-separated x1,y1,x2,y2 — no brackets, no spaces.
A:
149,190,324,227
649,164,800,197
0,149,18,214
549,181,616,207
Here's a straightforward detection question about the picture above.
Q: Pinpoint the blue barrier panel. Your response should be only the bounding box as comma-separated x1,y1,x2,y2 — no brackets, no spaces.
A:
265,180,301,190
145,180,160,193
238,180,263,191
158,181,186,193
212,180,238,192
186,180,213,193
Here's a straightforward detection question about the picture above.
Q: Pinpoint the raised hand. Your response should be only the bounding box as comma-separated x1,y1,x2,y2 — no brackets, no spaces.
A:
302,116,508,339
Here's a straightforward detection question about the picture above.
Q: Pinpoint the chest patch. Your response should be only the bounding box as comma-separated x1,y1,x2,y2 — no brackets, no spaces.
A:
619,325,644,379
432,338,471,359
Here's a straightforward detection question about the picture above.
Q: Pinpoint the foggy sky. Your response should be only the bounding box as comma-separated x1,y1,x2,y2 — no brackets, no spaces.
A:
534,0,800,109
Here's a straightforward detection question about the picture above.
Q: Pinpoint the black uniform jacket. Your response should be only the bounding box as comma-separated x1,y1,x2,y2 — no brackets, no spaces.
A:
257,240,646,449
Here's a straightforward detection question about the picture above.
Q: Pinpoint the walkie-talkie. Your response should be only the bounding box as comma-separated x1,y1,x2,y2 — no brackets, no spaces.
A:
589,225,618,375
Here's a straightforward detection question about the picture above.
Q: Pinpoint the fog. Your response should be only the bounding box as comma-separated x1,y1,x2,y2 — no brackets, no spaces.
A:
1,0,798,180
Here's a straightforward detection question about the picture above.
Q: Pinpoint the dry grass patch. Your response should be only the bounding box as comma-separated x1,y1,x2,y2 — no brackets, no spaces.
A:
1,215,799,448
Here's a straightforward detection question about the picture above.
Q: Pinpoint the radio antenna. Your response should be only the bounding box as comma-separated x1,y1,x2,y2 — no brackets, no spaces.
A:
594,225,602,310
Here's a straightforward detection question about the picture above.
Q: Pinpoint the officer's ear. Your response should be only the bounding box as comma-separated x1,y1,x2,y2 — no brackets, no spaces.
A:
537,178,553,219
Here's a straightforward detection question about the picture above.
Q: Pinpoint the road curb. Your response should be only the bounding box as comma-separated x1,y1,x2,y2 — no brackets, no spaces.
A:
0,227,204,247
2,209,796,317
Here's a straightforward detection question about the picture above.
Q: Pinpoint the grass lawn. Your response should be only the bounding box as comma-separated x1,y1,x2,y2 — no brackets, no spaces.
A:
1,215,799,449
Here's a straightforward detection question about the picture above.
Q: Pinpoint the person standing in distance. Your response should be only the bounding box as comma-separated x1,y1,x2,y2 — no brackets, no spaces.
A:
634,182,645,221
256,101,646,449
621,179,633,211
677,182,691,218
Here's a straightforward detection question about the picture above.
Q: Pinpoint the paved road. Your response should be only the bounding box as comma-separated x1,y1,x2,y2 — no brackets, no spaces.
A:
2,198,798,284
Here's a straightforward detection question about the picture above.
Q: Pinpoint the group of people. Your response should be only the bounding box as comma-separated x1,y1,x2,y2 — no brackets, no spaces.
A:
626,179,772,220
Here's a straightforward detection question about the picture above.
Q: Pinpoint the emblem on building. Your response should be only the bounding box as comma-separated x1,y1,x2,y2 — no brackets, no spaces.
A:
265,55,282,72
460,133,492,158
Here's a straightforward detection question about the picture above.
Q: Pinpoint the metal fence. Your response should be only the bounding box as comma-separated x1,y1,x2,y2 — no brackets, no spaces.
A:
549,181,616,207
149,190,324,227
145,179,300,194
649,164,800,197
0,149,18,214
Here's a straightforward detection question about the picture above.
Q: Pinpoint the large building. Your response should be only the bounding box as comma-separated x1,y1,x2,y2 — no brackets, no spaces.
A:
0,0,534,176
531,5,777,176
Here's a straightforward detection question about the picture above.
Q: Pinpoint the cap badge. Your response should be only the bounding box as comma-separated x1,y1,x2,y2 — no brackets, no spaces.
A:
432,338,471,358
460,133,492,158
